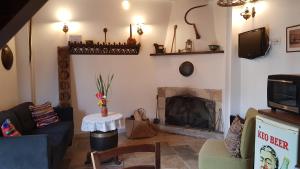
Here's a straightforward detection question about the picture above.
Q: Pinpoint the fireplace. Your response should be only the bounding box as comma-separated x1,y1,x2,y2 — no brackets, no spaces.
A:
157,87,222,132
165,96,215,130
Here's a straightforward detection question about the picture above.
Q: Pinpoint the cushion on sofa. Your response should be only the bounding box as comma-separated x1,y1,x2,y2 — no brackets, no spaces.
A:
12,102,35,134
1,119,22,137
32,121,73,169
30,102,60,128
198,139,252,169
32,121,73,146
0,110,23,136
224,115,244,157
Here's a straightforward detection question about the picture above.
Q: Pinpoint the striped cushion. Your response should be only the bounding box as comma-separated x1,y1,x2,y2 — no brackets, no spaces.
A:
29,102,60,128
1,119,21,137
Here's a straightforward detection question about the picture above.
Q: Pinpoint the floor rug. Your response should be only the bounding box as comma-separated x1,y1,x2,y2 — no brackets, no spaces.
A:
62,132,205,169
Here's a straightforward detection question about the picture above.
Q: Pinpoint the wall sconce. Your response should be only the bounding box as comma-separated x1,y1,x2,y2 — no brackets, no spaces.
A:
136,23,144,35
133,16,145,35
57,8,71,33
62,23,69,33
240,7,256,20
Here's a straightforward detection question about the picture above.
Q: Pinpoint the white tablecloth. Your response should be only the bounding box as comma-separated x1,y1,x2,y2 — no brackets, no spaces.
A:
81,112,123,132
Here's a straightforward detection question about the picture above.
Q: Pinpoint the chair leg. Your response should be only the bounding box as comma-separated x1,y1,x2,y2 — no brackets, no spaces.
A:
155,142,161,169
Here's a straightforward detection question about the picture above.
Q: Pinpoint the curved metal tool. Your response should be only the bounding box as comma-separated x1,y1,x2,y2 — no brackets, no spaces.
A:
184,4,208,39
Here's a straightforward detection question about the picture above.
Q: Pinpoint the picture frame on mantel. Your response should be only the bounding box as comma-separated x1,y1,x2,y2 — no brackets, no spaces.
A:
286,24,300,52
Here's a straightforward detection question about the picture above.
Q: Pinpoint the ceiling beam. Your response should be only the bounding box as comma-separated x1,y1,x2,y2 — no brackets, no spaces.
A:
0,0,48,48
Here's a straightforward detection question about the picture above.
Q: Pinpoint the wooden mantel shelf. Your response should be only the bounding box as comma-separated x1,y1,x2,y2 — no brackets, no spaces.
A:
150,50,224,56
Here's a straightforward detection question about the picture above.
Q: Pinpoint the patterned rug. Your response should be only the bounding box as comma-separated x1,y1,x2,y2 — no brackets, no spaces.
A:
62,133,205,169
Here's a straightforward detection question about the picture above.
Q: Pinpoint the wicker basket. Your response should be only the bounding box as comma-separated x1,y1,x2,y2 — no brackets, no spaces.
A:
125,117,157,139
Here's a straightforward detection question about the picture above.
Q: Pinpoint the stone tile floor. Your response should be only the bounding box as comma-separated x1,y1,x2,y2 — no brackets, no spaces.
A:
62,132,206,169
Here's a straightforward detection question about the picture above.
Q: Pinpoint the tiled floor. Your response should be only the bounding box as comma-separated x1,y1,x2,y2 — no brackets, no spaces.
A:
63,131,206,169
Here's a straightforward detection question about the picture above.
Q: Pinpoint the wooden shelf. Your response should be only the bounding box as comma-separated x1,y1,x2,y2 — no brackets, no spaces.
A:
150,50,224,56
68,41,141,55
258,109,300,126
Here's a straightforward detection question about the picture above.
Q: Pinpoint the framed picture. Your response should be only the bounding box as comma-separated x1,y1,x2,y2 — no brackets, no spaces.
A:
286,24,300,52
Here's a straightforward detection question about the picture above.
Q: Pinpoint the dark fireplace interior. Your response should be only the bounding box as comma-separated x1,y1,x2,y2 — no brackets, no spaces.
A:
165,95,216,130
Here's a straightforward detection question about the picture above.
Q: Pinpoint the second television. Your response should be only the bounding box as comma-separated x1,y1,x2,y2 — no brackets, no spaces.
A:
238,27,269,59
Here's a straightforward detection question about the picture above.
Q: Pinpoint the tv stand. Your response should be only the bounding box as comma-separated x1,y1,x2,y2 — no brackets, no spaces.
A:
258,109,300,126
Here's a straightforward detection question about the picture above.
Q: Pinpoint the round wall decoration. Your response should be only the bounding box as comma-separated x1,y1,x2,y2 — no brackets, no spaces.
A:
1,45,13,70
179,61,194,77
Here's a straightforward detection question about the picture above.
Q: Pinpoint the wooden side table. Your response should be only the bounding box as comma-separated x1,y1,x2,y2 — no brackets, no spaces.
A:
81,112,123,164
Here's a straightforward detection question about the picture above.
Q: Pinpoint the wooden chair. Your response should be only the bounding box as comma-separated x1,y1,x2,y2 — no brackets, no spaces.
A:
91,142,161,169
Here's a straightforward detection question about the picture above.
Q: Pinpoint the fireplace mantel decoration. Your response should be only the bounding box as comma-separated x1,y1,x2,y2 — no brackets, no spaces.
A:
68,41,141,55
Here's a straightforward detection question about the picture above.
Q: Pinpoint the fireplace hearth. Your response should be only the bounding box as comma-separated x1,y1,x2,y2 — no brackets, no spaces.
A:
165,96,215,130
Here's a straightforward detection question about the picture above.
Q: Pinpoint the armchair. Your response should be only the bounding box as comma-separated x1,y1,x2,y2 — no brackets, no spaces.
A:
198,108,258,169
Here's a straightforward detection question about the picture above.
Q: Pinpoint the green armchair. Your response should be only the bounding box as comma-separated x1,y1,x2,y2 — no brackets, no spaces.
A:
198,108,258,169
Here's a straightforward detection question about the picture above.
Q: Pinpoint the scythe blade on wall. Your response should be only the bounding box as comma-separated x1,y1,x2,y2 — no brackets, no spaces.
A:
184,4,208,39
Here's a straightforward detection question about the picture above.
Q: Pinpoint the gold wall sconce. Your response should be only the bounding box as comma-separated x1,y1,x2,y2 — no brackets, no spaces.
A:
57,8,72,33
136,23,144,35
62,23,69,33
240,7,256,20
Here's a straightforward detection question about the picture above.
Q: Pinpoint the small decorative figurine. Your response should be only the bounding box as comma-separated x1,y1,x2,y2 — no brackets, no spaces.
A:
154,43,165,54
185,39,193,52
127,24,137,45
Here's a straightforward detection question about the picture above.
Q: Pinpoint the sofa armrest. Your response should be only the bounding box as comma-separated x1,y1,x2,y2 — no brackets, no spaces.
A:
54,106,73,122
0,134,50,169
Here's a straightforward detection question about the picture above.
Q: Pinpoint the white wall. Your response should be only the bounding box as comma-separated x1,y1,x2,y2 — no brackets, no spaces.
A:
14,0,228,134
232,0,300,117
0,38,20,110
15,23,34,103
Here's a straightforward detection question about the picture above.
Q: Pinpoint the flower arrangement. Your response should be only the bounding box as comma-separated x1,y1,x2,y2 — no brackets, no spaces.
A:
96,73,114,116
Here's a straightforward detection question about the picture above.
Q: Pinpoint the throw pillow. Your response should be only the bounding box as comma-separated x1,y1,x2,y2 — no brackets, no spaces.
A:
29,102,60,128
224,115,244,158
1,118,21,137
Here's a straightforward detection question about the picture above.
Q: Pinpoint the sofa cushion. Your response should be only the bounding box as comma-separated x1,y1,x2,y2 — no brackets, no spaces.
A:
32,121,73,169
30,102,60,128
12,102,35,134
224,115,244,157
1,119,22,137
198,139,251,169
0,110,23,136
32,121,73,146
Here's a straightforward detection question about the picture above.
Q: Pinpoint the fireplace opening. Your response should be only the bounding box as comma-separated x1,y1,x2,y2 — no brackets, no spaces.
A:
165,95,216,130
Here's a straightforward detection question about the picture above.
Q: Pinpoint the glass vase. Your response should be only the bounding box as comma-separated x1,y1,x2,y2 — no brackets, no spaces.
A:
101,106,108,117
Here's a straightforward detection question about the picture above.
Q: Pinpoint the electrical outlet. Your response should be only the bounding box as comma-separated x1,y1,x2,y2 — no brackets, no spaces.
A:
271,38,281,45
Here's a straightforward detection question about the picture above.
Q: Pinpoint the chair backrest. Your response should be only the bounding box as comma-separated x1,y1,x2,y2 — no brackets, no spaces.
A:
91,142,160,169
240,108,259,159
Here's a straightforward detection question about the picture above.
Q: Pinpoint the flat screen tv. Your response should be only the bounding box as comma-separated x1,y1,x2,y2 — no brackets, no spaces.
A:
238,27,269,59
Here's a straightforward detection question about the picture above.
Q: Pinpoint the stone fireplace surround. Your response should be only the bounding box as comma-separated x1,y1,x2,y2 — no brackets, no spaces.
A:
157,87,223,138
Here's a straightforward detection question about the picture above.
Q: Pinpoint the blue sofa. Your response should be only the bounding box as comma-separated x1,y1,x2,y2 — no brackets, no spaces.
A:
0,102,74,169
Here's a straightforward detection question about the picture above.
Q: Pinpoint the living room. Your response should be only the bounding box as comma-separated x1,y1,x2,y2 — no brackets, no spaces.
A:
1,0,300,169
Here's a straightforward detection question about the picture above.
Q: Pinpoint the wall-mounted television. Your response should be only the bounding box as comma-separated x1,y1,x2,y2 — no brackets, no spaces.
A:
238,27,269,59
